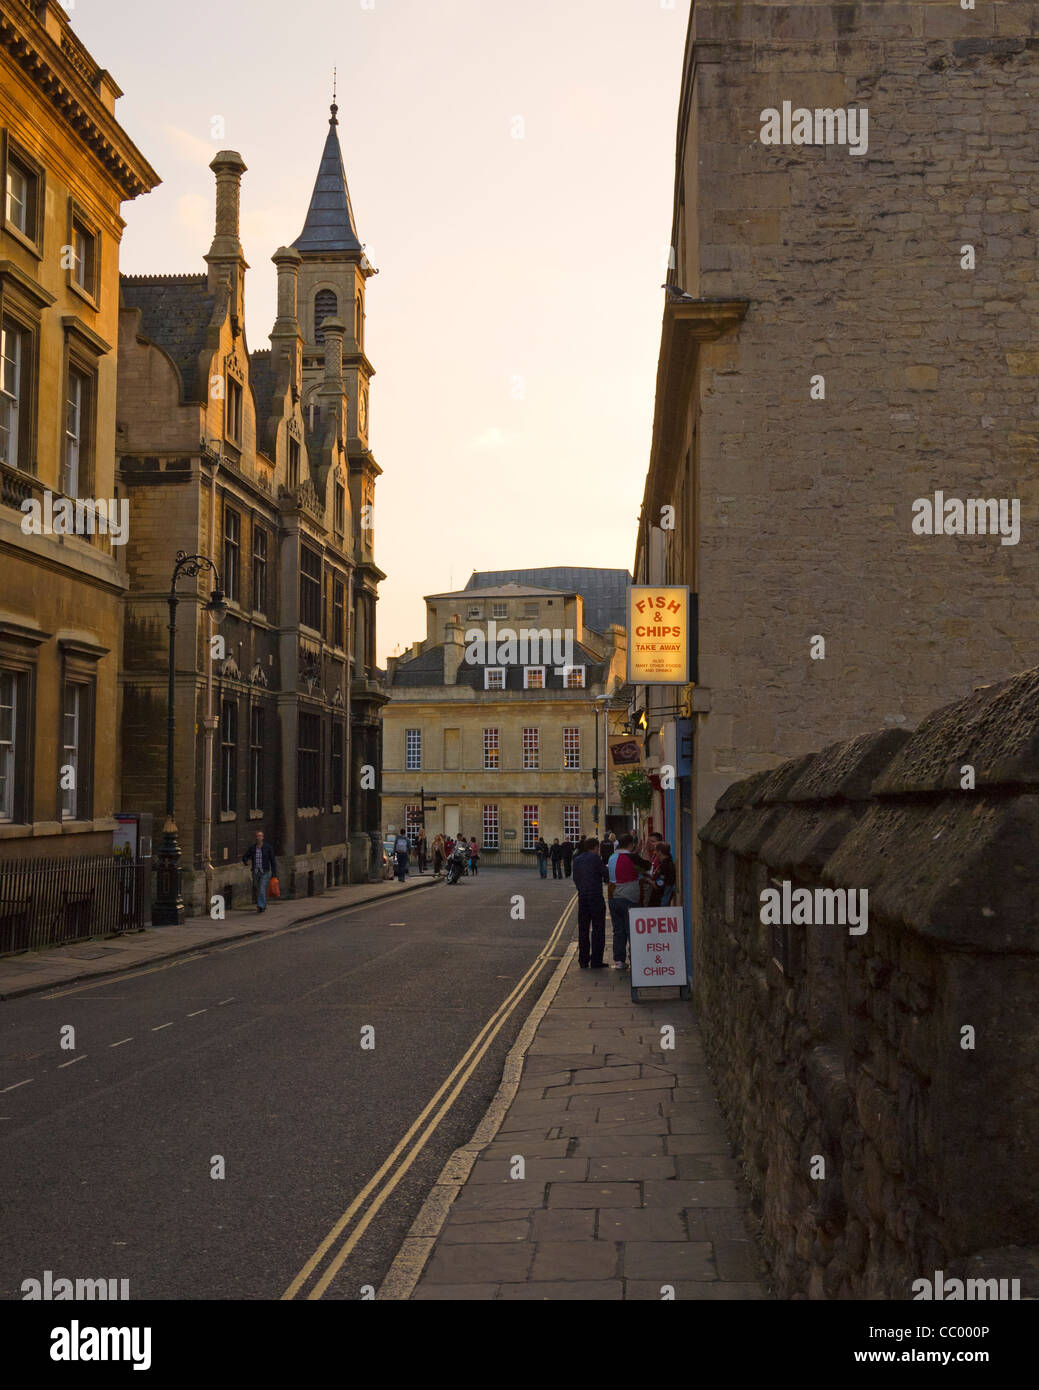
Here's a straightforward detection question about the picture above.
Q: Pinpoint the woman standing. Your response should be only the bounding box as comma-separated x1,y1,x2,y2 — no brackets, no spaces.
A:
648,843,676,907
416,830,428,874
431,833,446,879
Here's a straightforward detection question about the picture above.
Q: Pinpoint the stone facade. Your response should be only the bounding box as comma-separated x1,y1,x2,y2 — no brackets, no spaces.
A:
117,107,386,915
0,0,157,859
698,666,1039,1299
633,1,1039,931
384,581,628,851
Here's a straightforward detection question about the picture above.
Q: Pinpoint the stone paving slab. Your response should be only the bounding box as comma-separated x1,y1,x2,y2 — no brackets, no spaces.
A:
409,956,772,1301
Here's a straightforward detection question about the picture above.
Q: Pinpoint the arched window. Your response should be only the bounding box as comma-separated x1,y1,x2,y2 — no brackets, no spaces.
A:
314,289,337,343
355,293,363,347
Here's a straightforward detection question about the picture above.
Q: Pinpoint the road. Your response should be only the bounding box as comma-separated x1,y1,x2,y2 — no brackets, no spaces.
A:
0,869,576,1300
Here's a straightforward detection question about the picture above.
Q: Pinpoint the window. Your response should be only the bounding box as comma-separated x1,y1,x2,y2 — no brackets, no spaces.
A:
524,667,545,690
0,318,25,467
220,699,237,813
300,546,322,630
225,376,243,444
223,507,241,603
492,603,507,619
249,705,264,810
333,577,346,648
405,728,422,771
3,140,42,249
466,605,482,619
524,603,540,618
59,682,82,819
297,711,321,807
564,666,586,689
522,727,540,770
484,667,505,691
483,727,499,770
252,526,268,613
331,720,344,807
334,478,345,533
355,293,363,347
522,804,539,850
0,669,16,821
563,726,581,769
288,435,300,489
314,289,337,343
62,368,88,497
5,161,27,233
563,804,581,843
70,216,98,298
405,805,423,845
483,804,499,849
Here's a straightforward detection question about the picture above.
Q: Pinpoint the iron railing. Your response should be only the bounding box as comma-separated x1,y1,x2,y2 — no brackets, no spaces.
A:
0,854,147,955
472,848,540,868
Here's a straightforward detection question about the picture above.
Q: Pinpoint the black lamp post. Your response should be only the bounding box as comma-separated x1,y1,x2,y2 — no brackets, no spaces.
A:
152,552,229,925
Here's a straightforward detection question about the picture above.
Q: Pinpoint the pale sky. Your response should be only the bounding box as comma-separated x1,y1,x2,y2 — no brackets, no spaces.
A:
74,0,685,662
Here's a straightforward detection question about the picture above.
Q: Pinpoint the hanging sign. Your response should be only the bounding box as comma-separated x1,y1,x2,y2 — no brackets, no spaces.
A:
627,586,690,684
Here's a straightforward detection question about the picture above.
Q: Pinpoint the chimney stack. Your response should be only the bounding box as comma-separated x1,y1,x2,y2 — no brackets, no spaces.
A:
443,613,465,685
205,151,249,299
272,245,302,329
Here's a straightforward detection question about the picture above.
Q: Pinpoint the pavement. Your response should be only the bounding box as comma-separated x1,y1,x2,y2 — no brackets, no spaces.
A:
0,871,438,1000
383,951,773,1301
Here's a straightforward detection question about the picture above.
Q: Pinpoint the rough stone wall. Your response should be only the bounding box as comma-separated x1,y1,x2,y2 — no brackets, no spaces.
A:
697,665,1039,1299
683,1,1039,827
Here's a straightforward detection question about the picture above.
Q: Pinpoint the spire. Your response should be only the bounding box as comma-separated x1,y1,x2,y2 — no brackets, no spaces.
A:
292,97,363,255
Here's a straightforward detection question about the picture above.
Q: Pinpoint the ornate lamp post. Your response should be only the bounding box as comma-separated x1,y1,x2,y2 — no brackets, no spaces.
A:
153,552,229,925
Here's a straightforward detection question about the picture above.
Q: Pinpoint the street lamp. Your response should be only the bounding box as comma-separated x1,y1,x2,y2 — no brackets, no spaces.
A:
153,552,228,925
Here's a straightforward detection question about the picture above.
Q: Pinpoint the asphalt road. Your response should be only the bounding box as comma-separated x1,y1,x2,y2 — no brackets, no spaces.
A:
0,869,576,1301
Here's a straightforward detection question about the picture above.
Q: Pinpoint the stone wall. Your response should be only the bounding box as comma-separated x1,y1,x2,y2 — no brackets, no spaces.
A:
697,665,1039,1299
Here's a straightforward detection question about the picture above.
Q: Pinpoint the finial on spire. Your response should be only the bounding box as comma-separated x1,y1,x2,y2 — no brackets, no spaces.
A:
330,68,338,125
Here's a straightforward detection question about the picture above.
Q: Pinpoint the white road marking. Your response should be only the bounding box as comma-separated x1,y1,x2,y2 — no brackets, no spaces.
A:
57,1056,85,1068
1,1079,32,1092
187,1009,207,1017
151,1023,174,1032
216,998,234,1006
109,1038,133,1048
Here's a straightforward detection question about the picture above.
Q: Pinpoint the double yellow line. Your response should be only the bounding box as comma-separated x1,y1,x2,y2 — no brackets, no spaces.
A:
281,893,576,1300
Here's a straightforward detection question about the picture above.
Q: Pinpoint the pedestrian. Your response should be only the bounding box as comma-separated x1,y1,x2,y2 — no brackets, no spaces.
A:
393,830,410,882
608,833,650,970
549,838,563,879
561,838,574,877
535,836,549,878
649,842,677,907
599,833,615,869
417,829,428,874
572,837,609,969
432,833,446,878
242,829,276,914
641,832,663,905
468,836,480,876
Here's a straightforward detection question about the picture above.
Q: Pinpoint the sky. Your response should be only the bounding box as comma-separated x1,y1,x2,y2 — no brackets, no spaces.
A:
73,0,685,662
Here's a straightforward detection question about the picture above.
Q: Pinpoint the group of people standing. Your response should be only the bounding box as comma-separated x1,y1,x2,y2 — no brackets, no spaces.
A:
533,837,576,879
570,831,677,970
390,830,481,881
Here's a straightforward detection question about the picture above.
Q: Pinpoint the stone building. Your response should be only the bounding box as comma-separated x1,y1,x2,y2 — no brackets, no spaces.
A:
0,0,157,858
383,571,628,853
633,1,1039,922
117,102,386,914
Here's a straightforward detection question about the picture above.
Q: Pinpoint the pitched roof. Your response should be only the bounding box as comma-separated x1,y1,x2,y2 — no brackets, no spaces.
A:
292,105,362,255
120,274,214,402
249,348,276,427
466,567,632,634
426,583,563,601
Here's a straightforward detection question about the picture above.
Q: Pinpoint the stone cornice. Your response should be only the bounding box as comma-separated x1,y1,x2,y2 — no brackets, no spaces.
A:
0,1,160,201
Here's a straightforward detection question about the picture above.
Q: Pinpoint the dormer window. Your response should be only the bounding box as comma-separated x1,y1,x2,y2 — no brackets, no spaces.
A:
314,290,337,344
492,603,507,618
467,605,482,619
288,435,300,489
225,375,243,444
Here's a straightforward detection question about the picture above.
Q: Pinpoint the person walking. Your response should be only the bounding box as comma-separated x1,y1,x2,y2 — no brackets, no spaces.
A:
549,838,563,879
649,842,677,907
468,836,480,876
393,830,410,883
572,837,609,968
535,836,549,878
432,833,446,879
242,830,276,914
416,830,428,875
561,838,575,878
608,833,650,969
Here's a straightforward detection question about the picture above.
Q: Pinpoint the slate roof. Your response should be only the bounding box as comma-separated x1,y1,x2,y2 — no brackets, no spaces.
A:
249,349,277,429
466,567,631,635
293,107,363,255
426,583,561,602
121,275,214,402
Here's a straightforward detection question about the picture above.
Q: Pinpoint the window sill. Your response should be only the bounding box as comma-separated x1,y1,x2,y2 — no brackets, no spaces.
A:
67,277,100,313
60,819,94,833
3,221,43,260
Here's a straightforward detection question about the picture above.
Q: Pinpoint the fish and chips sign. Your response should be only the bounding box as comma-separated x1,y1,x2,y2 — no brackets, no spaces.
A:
627,586,690,684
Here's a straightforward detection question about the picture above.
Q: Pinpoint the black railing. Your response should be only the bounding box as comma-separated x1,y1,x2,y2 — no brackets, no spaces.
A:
474,848,540,868
0,855,147,955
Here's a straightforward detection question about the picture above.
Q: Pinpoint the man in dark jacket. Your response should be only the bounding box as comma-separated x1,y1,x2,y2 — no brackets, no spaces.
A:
572,837,609,968
549,838,563,879
242,830,277,913
561,839,575,877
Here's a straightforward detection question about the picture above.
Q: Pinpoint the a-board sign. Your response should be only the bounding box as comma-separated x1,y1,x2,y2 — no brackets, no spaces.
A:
629,907,687,987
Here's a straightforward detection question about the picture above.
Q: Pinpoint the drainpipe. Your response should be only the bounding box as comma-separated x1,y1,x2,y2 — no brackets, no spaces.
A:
201,455,219,910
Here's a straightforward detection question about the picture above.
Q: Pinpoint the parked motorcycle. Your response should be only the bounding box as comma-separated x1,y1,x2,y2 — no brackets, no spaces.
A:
445,844,467,885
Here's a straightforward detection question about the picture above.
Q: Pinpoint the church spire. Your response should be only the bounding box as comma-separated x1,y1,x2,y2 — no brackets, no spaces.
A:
292,94,362,255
